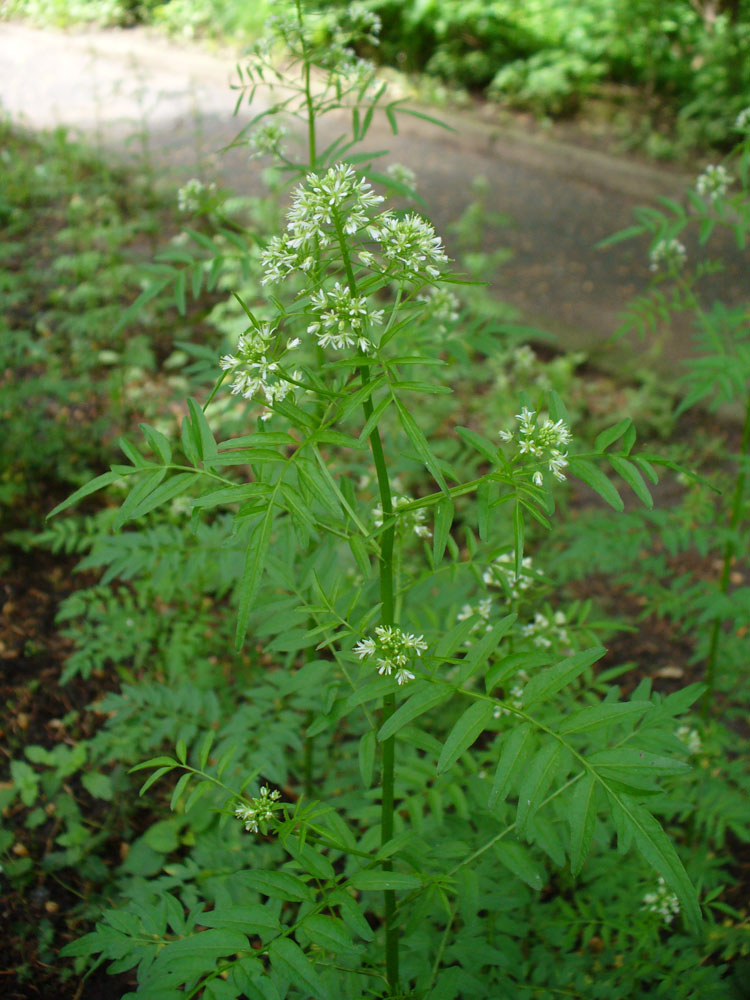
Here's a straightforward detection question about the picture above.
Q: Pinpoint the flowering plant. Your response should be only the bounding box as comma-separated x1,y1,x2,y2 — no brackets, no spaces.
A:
52,5,709,997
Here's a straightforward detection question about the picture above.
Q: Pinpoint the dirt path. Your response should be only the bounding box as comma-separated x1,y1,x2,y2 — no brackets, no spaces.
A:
1,22,745,370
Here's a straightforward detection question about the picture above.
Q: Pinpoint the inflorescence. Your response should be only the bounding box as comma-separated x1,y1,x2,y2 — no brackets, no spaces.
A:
235,785,283,835
499,407,572,483
353,625,428,685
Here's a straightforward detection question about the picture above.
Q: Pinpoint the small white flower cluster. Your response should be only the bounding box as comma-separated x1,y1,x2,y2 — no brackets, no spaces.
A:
368,212,449,280
308,282,383,352
457,597,493,639
493,678,526,717
235,785,283,834
386,162,418,190
249,122,287,160
520,610,570,649
499,407,571,483
736,107,750,132
649,238,687,273
482,552,542,598
373,495,431,539
261,164,384,282
353,625,427,685
676,725,702,756
416,285,460,335
696,164,732,203
177,177,216,213
642,877,680,926
219,323,301,417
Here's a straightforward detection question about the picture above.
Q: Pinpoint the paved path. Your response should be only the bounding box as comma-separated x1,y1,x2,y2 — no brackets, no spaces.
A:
1,22,744,370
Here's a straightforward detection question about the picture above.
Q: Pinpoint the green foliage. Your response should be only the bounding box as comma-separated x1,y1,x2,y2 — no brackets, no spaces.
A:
2,5,748,998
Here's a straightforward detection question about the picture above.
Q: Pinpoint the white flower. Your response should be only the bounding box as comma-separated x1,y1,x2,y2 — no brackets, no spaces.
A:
249,121,287,159
219,322,298,415
307,282,382,352
735,107,750,132
520,610,570,649
533,471,544,486
500,408,571,482
373,494,431,539
177,178,216,213
482,552,542,598
676,725,702,756
642,877,680,926
353,625,427,685
696,164,732,202
235,786,283,835
386,162,417,190
649,238,687,273
368,212,449,279
416,285,460,334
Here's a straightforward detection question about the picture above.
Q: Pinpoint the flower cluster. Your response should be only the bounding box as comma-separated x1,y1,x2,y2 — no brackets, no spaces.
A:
736,107,750,132
368,212,449,280
235,785,283,834
676,725,702,756
249,121,287,160
482,551,542,598
649,238,687,273
416,285,460,335
373,495,431,539
308,282,383,352
456,597,494,644
696,164,732,203
177,177,216,213
260,164,384,282
386,162,418,190
353,625,428,685
520,610,570,649
219,323,301,416
642,877,680,926
493,684,525,718
499,407,571,482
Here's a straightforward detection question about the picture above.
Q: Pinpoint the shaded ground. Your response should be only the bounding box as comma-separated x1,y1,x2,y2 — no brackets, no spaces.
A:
1,22,746,373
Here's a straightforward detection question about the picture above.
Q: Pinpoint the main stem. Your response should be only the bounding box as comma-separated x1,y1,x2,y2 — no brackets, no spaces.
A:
334,214,399,989
294,0,316,169
702,388,750,716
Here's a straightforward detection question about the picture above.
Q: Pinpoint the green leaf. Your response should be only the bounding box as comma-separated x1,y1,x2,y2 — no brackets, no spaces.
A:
516,741,562,835
437,701,495,774
394,394,448,492
513,501,524,578
608,455,653,508
268,938,329,1000
559,701,651,735
139,424,172,464
378,682,453,741
81,771,114,801
522,647,606,707
432,497,454,565
568,457,623,511
455,426,499,464
235,506,275,650
465,613,516,673
238,870,314,902
568,773,597,876
126,472,196,521
200,905,281,938
349,870,422,892
607,794,701,933
595,419,632,453
187,397,218,463
114,469,167,528
493,841,546,891
47,471,122,519
300,914,357,954
489,722,534,808
358,730,376,787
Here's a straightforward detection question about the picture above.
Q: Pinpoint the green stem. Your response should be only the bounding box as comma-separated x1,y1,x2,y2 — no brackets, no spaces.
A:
702,388,750,716
333,210,399,989
294,0,316,169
